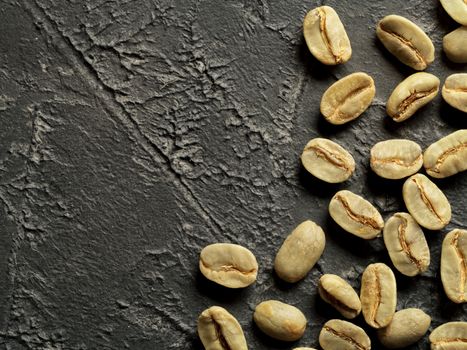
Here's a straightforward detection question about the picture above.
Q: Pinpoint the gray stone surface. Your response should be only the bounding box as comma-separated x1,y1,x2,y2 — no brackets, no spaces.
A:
0,0,465,349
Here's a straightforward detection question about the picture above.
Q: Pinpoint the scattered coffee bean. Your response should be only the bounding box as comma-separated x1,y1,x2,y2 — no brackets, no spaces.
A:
303,6,351,65
199,243,258,288
424,129,467,178
383,213,430,276
429,322,467,350
370,139,423,179
274,220,325,283
441,229,467,304
329,190,384,239
377,308,431,349
443,26,467,63
301,138,355,183
318,274,361,319
319,319,371,350
386,73,439,122
376,15,434,70
440,0,467,25
442,73,467,113
360,263,397,329
253,300,307,341
320,72,375,125
198,306,248,350
402,174,451,230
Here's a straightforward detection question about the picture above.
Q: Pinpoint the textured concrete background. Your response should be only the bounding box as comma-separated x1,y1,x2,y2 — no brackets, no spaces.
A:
0,0,465,349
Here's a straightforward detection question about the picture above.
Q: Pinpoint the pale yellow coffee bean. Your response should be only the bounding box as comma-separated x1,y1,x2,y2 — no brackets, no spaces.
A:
370,139,423,179
424,129,467,178
377,308,431,349
329,190,384,239
199,243,258,288
383,213,430,276
430,322,467,350
320,72,375,125
442,74,467,113
386,73,440,122
360,263,397,329
402,174,451,230
198,306,248,350
440,0,467,26
319,319,371,350
441,229,467,304
376,15,435,70
318,274,361,319
301,138,355,183
303,6,351,65
443,27,467,63
253,300,307,341
274,220,325,283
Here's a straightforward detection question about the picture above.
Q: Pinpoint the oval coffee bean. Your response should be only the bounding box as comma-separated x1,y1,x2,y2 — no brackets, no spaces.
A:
329,190,384,239
386,73,440,122
383,213,430,276
253,300,307,341
370,139,423,179
320,72,375,125
319,319,371,350
303,6,352,65
443,27,467,63
199,243,258,288
424,129,467,178
430,322,467,350
402,174,452,230
198,306,248,350
274,220,325,283
377,308,431,349
360,263,397,329
441,229,467,304
440,0,467,25
301,138,355,183
318,274,361,319
442,73,467,113
376,15,435,70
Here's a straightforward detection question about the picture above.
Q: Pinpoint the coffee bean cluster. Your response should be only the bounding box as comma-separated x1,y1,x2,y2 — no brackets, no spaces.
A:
196,3,467,350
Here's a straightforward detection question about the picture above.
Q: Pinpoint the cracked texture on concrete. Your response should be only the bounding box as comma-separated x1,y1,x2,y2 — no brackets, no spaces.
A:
0,0,465,349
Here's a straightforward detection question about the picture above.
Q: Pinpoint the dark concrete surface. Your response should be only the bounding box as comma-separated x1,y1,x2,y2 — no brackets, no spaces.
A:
0,0,465,349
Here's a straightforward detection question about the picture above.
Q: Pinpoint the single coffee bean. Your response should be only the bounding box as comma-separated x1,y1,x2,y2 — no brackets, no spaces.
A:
198,306,248,350
318,274,361,319
370,139,423,179
443,27,467,63
424,129,467,178
383,213,430,276
386,73,439,122
329,190,384,239
199,243,258,288
402,174,451,230
253,300,307,341
301,138,355,183
441,229,467,304
442,73,467,113
319,319,371,350
376,15,435,70
303,6,351,65
360,263,397,329
440,0,467,25
274,220,325,283
377,308,431,349
429,322,467,350
320,72,375,125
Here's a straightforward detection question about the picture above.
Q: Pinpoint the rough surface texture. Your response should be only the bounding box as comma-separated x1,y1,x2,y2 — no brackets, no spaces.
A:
0,0,465,349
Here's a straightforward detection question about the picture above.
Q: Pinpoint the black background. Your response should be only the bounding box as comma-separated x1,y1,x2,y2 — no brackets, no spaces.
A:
0,0,465,349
